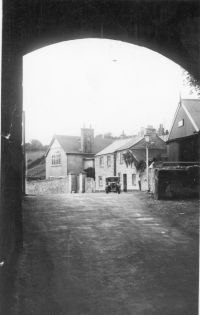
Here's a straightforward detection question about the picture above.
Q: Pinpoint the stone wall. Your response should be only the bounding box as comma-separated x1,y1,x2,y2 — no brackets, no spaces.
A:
150,166,200,199
85,178,96,193
26,175,97,195
26,177,69,195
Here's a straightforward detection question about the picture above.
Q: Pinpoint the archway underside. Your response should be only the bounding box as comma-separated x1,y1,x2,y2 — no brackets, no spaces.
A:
1,0,199,262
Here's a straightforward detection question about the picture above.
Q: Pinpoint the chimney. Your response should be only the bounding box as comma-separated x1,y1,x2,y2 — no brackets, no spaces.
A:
157,124,165,136
81,127,94,153
145,125,156,135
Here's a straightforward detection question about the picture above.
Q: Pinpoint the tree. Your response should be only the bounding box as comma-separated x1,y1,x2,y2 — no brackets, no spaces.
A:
26,139,44,151
183,70,200,97
84,167,95,179
123,150,138,168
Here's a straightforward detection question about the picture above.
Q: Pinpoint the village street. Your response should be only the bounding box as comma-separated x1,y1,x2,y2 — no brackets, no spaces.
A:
8,192,198,315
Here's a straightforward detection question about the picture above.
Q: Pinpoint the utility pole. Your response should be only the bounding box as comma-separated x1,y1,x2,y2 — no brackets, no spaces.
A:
144,134,150,191
22,110,26,194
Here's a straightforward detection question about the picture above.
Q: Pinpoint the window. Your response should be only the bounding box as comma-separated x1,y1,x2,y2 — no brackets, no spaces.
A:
132,174,136,186
51,151,61,165
107,155,111,167
100,156,104,167
178,119,184,127
120,152,124,164
99,176,103,186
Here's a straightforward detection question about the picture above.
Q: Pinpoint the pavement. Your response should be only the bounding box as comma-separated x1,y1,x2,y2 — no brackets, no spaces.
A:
6,192,199,315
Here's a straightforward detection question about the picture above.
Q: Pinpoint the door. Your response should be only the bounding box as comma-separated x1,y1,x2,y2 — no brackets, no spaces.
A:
123,174,127,192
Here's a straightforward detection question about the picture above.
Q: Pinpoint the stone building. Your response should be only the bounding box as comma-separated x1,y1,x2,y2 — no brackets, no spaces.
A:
45,128,113,179
95,132,167,192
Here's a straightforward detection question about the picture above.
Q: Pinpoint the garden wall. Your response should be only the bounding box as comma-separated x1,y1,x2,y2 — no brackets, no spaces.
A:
150,166,200,199
26,177,69,195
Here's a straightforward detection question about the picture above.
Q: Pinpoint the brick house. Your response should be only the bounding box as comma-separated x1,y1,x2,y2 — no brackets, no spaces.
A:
95,133,167,191
46,128,113,179
167,99,200,161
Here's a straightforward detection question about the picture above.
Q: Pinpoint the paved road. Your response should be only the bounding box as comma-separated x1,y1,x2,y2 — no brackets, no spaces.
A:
11,193,198,315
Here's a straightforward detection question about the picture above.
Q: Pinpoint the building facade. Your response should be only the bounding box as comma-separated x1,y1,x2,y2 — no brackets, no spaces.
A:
46,128,113,179
95,133,167,191
167,99,200,161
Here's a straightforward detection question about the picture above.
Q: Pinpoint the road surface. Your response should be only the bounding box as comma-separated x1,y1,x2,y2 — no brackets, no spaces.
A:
9,192,199,314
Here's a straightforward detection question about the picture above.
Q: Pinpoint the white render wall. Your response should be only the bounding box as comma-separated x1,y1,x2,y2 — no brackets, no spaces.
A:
95,152,141,191
46,139,68,179
95,154,115,191
116,151,140,191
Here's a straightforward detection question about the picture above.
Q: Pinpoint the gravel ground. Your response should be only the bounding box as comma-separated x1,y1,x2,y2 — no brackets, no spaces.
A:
5,192,199,315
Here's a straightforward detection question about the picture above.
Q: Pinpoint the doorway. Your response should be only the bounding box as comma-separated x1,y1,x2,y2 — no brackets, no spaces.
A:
123,174,127,192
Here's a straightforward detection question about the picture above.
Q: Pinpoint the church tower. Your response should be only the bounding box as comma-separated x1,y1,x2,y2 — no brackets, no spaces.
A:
81,126,94,153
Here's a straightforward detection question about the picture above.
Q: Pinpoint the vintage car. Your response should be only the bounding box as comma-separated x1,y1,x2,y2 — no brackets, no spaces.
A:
105,176,121,194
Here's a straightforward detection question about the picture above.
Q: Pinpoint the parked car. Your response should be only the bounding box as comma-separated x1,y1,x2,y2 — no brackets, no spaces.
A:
105,176,121,194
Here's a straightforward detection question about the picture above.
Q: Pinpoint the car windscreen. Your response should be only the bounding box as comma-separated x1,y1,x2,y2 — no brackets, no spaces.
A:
106,177,119,182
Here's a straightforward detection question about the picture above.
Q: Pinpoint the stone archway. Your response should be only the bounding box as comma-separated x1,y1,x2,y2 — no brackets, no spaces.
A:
1,0,199,262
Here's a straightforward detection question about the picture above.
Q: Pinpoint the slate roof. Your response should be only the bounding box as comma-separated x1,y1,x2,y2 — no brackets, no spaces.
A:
159,134,169,142
46,134,114,156
96,136,143,156
93,137,114,154
129,134,167,150
96,134,166,156
181,99,200,131
55,135,81,154
117,136,143,151
95,138,133,156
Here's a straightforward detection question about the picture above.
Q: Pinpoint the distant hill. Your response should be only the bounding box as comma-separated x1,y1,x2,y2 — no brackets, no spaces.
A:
26,150,46,180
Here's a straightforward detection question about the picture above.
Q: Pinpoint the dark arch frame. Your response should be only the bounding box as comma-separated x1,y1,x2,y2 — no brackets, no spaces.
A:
1,0,199,265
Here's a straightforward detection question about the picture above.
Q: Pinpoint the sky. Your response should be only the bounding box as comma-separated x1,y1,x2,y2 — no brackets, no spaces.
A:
23,38,198,145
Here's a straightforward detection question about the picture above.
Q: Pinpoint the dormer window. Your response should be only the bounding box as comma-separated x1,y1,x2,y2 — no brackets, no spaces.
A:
52,151,61,165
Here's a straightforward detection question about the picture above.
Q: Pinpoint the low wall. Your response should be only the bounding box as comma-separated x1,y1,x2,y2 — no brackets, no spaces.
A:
26,177,69,195
85,178,95,193
152,166,200,199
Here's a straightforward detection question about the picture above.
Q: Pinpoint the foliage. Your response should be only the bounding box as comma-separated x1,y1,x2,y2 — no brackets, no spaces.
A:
183,70,200,97
26,139,48,151
84,167,95,179
123,150,160,173
123,150,138,168
136,160,146,172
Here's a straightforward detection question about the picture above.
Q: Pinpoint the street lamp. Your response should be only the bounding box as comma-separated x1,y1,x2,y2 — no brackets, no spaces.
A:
144,134,150,191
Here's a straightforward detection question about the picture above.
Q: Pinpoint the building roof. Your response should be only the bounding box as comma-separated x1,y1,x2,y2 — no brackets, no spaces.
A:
96,134,166,156
117,136,143,151
181,99,200,131
159,134,169,142
95,138,133,156
130,134,167,150
93,137,114,154
46,134,114,156
55,135,81,154
168,99,200,140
